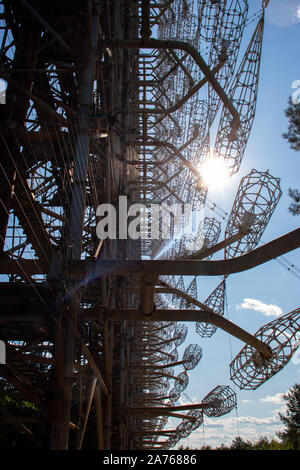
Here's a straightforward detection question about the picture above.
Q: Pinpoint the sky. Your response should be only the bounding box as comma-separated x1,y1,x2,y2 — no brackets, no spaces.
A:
1,0,300,451
170,0,300,449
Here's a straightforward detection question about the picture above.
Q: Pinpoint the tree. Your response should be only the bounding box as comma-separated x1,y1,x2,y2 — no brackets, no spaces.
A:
0,381,41,449
251,436,282,450
288,189,300,216
277,383,300,450
283,97,300,151
283,97,300,215
230,436,252,450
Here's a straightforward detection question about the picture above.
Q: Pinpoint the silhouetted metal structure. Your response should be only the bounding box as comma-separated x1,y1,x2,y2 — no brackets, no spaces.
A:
230,307,300,390
0,0,299,451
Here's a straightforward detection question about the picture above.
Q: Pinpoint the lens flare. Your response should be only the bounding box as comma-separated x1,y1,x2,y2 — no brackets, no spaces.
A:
199,158,231,190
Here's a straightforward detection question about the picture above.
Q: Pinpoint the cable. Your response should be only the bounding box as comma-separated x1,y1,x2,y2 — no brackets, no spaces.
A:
224,280,240,439
205,194,300,281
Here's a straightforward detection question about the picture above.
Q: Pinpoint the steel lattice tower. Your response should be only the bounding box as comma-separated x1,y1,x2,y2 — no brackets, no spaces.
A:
0,0,299,450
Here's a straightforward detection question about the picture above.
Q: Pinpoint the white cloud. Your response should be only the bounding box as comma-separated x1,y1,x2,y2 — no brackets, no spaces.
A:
172,394,286,449
260,393,285,405
266,0,300,27
292,346,300,365
211,414,280,427
272,405,287,416
236,298,283,317
175,411,284,449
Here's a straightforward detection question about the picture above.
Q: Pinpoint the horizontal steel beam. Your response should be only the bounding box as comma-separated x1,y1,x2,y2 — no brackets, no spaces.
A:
0,229,299,277
127,402,214,413
67,228,300,277
85,308,271,358
185,232,246,260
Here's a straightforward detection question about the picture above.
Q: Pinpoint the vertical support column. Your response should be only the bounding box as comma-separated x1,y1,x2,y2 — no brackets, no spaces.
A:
95,383,104,450
76,375,97,450
127,323,136,450
119,322,126,449
51,1,100,450
103,321,113,449
0,20,40,251
100,275,113,450
140,0,151,39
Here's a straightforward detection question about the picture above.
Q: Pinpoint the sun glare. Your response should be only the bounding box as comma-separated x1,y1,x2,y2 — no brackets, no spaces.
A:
199,158,231,190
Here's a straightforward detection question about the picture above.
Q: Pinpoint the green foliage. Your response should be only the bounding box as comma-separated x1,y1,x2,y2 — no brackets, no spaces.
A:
178,436,286,451
195,384,300,451
283,98,300,214
277,383,300,450
251,437,282,450
230,436,253,450
0,381,41,449
283,97,300,151
178,444,191,450
288,189,300,215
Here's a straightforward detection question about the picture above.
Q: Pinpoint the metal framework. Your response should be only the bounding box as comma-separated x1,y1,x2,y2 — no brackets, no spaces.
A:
225,169,282,258
196,279,226,338
230,307,300,390
0,0,299,451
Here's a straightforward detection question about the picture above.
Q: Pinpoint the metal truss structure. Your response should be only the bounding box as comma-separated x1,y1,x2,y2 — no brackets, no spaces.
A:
230,307,300,390
0,0,299,451
224,169,282,259
196,279,226,338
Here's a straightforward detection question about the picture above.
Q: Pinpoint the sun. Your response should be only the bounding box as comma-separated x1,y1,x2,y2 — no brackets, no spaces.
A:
199,158,231,190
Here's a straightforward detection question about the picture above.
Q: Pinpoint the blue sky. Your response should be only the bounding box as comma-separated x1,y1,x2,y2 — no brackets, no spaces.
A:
1,0,299,450
171,1,300,449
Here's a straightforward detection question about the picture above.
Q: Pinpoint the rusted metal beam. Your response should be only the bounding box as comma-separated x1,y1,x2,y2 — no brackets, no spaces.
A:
13,174,53,261
51,1,100,450
1,228,299,277
85,307,271,358
76,375,97,450
185,232,247,260
0,417,42,424
126,408,196,421
94,383,104,450
139,61,224,116
0,72,69,124
139,430,177,436
140,275,156,315
103,38,240,139
141,0,151,39
103,321,113,450
85,228,300,277
127,402,214,413
20,0,72,54
82,344,109,396
0,18,41,251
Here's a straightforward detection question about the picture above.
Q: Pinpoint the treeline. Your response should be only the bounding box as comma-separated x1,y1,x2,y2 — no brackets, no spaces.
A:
180,383,300,451
1,382,300,450
179,435,298,451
